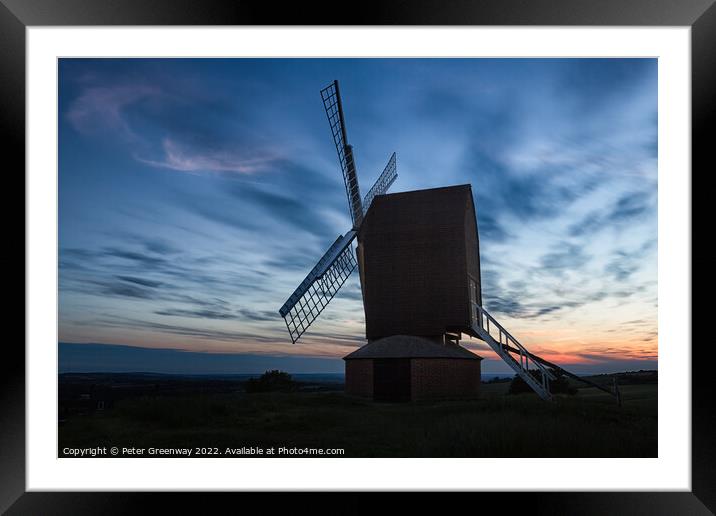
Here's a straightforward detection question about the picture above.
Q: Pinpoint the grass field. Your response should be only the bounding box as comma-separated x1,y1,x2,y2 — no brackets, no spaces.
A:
58,381,657,457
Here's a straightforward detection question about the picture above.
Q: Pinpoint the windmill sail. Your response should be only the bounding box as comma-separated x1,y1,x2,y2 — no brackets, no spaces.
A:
278,82,399,345
321,81,363,228
279,231,357,343
363,152,397,214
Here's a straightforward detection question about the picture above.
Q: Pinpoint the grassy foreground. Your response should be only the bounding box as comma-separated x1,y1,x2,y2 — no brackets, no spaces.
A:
59,382,656,457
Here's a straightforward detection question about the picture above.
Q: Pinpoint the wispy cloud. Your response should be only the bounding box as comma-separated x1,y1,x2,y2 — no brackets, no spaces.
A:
67,84,158,137
154,308,238,320
136,138,280,174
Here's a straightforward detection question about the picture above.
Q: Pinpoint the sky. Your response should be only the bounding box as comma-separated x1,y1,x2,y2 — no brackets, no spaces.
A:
58,58,658,374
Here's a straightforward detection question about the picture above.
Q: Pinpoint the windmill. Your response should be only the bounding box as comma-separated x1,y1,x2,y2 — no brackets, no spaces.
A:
278,80,621,403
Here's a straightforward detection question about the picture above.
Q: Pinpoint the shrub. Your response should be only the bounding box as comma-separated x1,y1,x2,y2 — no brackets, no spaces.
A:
508,370,577,396
245,370,298,393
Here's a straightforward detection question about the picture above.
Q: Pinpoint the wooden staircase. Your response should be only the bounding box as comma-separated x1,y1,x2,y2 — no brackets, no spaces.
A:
470,302,556,401
470,302,623,404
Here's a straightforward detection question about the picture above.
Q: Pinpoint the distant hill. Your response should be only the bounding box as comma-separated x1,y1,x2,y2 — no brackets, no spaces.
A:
583,369,658,384
59,342,657,379
59,342,344,375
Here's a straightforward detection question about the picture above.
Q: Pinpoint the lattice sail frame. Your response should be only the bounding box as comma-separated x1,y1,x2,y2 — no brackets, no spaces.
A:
363,152,397,213
277,81,399,344
278,231,357,343
320,81,363,228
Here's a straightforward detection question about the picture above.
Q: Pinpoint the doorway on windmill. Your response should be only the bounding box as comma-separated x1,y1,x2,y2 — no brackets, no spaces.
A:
373,358,411,402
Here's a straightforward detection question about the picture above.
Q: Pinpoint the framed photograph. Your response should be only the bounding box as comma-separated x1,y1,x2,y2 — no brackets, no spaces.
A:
8,0,711,512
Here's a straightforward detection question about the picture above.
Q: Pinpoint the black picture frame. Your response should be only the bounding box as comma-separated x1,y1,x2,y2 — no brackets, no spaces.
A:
5,0,710,513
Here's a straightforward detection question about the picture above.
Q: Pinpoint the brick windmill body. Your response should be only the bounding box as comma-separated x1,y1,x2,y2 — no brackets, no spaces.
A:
345,185,484,401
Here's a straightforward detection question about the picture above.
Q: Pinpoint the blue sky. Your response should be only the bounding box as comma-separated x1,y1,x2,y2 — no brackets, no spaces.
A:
58,58,657,374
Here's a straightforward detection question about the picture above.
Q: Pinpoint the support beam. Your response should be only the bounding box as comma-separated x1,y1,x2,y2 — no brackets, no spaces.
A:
501,343,621,402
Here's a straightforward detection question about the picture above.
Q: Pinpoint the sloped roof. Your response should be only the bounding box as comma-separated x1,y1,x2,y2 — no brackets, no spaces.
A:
343,335,483,360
